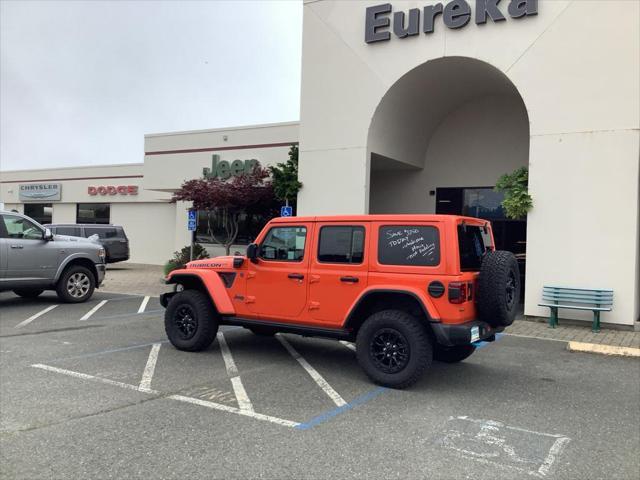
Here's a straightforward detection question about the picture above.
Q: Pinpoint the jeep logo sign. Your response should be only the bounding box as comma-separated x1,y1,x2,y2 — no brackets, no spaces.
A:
203,154,259,180
365,0,538,43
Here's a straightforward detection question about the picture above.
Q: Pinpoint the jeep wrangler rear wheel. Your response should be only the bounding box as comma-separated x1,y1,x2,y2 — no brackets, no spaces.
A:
356,309,432,389
433,344,476,363
476,250,520,327
165,290,218,351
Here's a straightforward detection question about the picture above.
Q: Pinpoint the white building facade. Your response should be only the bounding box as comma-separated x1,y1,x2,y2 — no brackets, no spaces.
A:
1,0,638,327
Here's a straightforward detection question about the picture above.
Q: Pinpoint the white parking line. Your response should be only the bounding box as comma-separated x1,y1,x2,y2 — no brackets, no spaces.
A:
139,343,161,393
15,305,58,329
217,332,254,412
169,394,300,428
31,364,159,394
79,300,108,321
340,341,356,352
31,363,300,429
137,296,150,314
277,334,347,407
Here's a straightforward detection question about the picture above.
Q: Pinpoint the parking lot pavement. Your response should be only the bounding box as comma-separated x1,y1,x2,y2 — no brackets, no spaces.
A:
1,293,639,479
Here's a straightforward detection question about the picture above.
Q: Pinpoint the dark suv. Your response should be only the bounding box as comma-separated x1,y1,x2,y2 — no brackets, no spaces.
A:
46,224,129,263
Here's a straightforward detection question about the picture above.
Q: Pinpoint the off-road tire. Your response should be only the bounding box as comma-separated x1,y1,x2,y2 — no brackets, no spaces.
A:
434,344,476,363
13,289,44,299
249,326,276,337
476,250,520,327
356,309,433,389
165,290,218,351
56,265,95,303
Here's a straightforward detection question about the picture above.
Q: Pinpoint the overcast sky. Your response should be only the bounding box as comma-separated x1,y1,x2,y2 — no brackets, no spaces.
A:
0,0,302,171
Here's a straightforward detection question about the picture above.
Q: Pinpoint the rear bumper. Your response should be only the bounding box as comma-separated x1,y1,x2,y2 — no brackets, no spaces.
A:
95,263,106,286
431,320,503,347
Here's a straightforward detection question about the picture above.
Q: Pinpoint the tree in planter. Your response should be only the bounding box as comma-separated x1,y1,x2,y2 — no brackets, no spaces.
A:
269,145,302,210
172,164,275,255
495,166,533,220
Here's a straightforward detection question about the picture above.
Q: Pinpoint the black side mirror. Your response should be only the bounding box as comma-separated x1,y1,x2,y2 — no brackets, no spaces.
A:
43,228,54,241
246,243,259,263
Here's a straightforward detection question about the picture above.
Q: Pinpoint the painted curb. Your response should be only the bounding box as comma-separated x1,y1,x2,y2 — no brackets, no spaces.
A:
567,341,640,358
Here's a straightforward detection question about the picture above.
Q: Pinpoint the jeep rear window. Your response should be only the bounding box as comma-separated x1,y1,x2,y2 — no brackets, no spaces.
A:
458,225,491,271
378,226,440,266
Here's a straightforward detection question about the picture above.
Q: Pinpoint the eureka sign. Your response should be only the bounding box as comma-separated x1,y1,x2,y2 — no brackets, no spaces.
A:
365,0,538,43
203,154,259,180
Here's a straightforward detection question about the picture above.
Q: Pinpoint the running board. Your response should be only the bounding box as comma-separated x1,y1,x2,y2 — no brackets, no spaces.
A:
221,317,353,340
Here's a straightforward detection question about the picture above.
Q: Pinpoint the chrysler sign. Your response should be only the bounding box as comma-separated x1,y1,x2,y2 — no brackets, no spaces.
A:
365,0,538,43
19,183,62,202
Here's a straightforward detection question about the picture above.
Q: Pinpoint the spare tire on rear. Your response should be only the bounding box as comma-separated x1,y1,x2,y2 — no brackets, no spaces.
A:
476,250,520,327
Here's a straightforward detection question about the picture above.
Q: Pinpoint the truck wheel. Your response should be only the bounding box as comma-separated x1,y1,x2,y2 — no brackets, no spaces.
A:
434,345,476,363
13,289,44,299
476,250,520,327
356,309,432,389
56,266,95,303
165,290,218,352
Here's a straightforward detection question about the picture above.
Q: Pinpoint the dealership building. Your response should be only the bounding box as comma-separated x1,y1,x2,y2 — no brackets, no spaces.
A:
1,0,638,327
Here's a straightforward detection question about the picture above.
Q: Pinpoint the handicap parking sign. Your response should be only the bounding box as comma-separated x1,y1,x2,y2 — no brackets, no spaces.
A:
280,206,293,217
188,210,197,221
188,219,197,231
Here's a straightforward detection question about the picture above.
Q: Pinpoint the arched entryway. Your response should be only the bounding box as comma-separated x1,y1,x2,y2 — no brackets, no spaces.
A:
367,56,529,294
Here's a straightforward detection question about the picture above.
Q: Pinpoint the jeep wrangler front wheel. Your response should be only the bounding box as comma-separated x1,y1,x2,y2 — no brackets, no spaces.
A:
165,290,218,351
356,310,433,389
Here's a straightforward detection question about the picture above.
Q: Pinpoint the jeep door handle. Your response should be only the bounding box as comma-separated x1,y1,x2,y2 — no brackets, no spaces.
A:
288,273,304,280
10,245,24,249
340,276,359,283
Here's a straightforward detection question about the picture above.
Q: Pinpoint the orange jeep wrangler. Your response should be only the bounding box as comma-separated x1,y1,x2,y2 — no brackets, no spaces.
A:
160,215,520,388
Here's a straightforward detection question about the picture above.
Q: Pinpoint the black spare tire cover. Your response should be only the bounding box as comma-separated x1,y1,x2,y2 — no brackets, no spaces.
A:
476,250,520,327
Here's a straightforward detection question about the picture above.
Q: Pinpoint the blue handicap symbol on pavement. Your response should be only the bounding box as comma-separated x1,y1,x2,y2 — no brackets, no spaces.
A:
281,206,293,217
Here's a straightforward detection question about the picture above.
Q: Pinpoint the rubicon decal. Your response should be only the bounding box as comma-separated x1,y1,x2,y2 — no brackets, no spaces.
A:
365,0,538,43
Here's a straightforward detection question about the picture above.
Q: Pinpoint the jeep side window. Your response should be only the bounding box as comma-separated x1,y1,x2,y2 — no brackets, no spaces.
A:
260,226,306,262
1,214,43,240
378,225,440,266
318,226,365,264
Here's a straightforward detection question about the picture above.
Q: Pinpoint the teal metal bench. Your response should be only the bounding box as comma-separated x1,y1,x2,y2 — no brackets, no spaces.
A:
539,286,613,332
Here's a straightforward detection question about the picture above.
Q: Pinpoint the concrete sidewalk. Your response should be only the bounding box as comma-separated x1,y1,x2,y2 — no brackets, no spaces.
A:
99,262,640,350
100,262,168,297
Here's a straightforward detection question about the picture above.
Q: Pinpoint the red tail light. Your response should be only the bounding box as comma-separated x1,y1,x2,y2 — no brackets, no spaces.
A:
448,282,467,304
449,281,473,303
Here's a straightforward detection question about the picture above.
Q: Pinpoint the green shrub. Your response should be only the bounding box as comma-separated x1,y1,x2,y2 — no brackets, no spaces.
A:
495,167,533,220
164,243,209,275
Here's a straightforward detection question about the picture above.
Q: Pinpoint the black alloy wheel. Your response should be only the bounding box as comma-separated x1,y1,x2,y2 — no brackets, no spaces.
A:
369,328,410,374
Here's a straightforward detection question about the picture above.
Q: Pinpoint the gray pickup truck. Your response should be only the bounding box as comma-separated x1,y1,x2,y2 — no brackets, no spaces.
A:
0,210,106,302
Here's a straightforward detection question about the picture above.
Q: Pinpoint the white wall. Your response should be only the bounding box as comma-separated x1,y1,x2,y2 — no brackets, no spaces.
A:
110,202,176,265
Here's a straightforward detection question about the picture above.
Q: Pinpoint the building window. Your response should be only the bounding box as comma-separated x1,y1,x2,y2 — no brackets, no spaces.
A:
77,203,110,224
23,203,52,225
195,210,269,246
